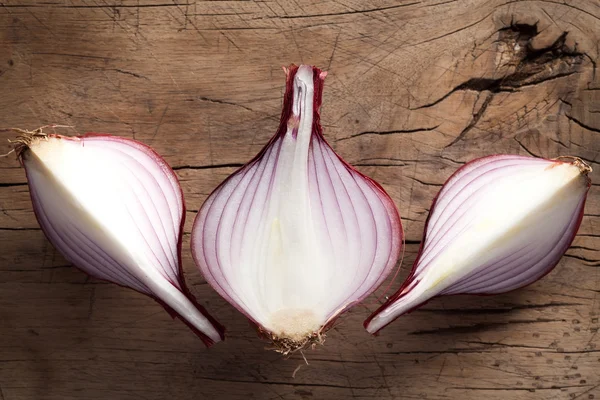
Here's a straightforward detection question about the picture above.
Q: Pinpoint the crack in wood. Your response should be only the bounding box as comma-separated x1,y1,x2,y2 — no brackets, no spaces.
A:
570,245,599,251
0,227,41,231
405,175,443,187
448,384,594,391
461,340,553,350
445,92,494,148
3,2,193,8
417,301,584,315
412,26,584,112
196,376,378,390
439,155,466,164
190,96,255,113
172,163,243,171
410,318,566,335
336,125,440,142
113,69,149,80
408,11,494,48
267,2,421,19
513,136,537,157
0,182,27,188
31,52,114,60
567,114,600,134
563,253,600,266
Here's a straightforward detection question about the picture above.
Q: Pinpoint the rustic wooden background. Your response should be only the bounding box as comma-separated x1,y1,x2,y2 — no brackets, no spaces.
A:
1,0,599,399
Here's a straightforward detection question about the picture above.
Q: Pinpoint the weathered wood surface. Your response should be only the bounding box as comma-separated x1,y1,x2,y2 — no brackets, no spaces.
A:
1,0,599,399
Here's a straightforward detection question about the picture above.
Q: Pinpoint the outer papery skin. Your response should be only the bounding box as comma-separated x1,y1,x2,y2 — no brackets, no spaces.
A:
192,65,402,351
20,133,224,346
365,155,592,334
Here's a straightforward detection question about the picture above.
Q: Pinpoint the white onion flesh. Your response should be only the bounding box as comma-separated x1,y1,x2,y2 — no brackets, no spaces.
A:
20,133,224,345
365,155,591,334
192,65,402,349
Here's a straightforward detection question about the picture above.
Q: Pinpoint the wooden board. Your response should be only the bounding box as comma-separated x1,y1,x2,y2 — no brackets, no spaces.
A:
1,0,599,399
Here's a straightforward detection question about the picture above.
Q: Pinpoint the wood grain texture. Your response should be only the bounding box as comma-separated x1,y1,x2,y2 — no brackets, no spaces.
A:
1,0,599,399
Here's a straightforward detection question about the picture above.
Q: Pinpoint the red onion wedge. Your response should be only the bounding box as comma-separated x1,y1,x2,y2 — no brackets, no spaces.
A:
13,128,224,346
365,155,592,334
191,65,402,353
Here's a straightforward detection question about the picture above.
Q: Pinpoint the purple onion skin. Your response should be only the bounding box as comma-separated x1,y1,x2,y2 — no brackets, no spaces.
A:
192,65,403,341
365,155,591,334
23,133,225,346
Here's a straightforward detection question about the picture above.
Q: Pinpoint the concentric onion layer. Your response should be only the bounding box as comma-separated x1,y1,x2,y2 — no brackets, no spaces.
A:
23,134,224,345
192,65,402,343
365,155,591,334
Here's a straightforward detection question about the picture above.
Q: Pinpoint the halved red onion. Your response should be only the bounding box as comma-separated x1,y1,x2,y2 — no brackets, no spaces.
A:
191,65,402,353
15,129,224,346
365,155,592,334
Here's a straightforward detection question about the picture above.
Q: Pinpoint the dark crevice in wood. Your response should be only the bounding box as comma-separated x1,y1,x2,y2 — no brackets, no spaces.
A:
172,163,244,171
439,155,466,164
571,384,600,400
417,302,583,315
513,137,537,157
563,253,600,266
190,96,255,113
409,318,566,335
412,26,584,111
0,182,27,188
185,12,256,17
382,345,599,355
559,98,573,109
461,340,552,350
449,384,593,391
405,176,443,187
385,349,485,355
559,349,600,354
529,290,594,300
509,70,578,88
566,114,600,134
354,163,403,167
352,158,425,167
547,135,569,148
95,346,199,354
445,92,493,148
337,125,440,142
3,3,193,8
31,52,114,60
112,69,149,80
196,376,377,390
408,11,493,48
267,2,421,19
352,160,408,167
0,227,40,231
6,269,47,272
297,357,375,364
40,265,72,270
569,245,599,252
575,156,599,166
421,0,458,7
180,27,275,31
